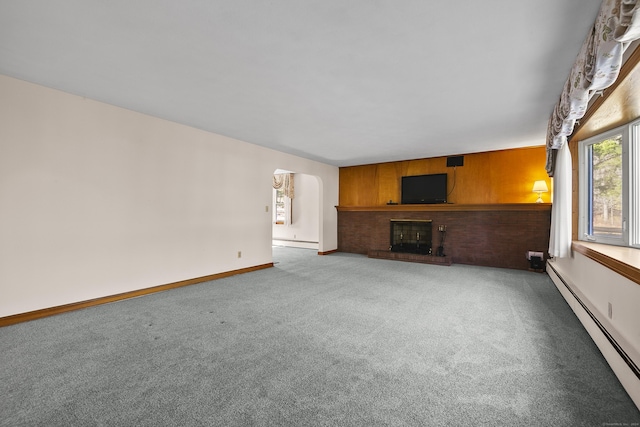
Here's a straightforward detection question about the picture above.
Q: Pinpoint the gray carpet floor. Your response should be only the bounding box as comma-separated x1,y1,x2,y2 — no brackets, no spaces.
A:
1,247,639,426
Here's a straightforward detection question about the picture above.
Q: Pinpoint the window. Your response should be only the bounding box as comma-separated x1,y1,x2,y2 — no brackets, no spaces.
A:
273,187,291,225
579,119,640,248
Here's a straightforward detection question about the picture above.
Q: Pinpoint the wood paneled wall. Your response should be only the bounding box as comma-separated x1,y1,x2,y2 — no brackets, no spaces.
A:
339,146,550,206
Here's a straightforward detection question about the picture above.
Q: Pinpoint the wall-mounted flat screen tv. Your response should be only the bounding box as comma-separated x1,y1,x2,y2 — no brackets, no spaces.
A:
401,173,448,204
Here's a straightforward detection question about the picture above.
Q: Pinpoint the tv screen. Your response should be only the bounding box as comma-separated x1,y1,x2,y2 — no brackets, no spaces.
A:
401,173,448,204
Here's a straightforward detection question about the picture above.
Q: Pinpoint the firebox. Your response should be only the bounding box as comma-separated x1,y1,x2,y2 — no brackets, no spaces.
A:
390,219,432,255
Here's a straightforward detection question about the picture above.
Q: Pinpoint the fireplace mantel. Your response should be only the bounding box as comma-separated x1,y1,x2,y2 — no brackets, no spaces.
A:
336,203,551,212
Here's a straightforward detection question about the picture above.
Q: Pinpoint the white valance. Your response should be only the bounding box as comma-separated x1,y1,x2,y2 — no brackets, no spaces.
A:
546,0,640,176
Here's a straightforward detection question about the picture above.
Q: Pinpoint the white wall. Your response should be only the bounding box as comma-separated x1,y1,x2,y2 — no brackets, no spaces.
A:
272,173,319,249
548,254,640,408
0,75,338,317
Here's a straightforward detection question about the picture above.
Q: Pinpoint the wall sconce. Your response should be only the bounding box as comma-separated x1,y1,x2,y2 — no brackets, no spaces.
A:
532,180,548,203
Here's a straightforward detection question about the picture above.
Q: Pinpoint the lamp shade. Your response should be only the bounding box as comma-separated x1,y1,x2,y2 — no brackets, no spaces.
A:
532,180,548,193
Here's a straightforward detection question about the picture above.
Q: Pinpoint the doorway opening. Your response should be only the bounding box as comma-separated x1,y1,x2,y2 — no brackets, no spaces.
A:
271,169,321,261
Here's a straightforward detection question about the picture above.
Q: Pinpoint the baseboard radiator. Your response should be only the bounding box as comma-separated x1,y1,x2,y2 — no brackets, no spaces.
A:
546,261,640,410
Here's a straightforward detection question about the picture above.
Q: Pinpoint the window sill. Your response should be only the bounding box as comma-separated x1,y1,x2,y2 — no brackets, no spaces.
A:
572,241,640,286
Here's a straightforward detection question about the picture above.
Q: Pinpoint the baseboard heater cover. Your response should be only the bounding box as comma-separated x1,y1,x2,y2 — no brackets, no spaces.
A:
546,262,640,381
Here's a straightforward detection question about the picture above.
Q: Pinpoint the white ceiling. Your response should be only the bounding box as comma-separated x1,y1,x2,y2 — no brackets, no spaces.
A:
0,1,603,166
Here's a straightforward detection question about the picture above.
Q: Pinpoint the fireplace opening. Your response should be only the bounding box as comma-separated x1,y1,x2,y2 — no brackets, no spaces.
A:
390,219,432,255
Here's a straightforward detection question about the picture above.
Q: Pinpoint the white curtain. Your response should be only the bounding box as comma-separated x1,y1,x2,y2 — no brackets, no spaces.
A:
549,143,572,258
546,0,640,255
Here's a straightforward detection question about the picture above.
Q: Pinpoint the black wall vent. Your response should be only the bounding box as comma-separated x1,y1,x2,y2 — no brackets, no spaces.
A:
446,156,464,167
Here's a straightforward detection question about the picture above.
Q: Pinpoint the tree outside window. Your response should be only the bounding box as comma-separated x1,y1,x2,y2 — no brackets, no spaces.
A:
588,135,623,238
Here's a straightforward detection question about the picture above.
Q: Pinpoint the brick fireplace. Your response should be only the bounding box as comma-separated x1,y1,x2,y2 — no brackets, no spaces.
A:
337,204,551,270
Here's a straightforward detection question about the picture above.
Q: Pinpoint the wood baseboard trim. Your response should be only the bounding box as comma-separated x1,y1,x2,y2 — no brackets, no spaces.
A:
0,263,273,328
318,249,338,256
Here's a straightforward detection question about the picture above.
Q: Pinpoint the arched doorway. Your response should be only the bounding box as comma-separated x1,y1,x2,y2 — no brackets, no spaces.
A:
271,169,321,260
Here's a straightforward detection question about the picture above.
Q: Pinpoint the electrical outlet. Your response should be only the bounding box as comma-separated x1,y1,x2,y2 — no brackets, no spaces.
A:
608,302,612,319
237,251,242,258
265,205,269,212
